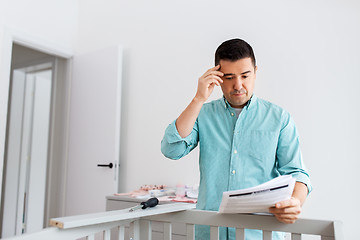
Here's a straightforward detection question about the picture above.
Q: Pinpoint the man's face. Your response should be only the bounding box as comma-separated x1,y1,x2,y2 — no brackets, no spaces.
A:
219,58,257,108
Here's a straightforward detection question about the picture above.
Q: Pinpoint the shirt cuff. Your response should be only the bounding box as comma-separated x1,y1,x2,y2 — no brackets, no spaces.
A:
164,120,196,145
291,172,313,194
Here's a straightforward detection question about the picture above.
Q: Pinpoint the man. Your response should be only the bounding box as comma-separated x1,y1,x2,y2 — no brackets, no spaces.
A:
161,38,312,240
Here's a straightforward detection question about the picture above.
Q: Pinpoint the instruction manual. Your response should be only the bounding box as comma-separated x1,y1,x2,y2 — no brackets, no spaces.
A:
218,175,296,214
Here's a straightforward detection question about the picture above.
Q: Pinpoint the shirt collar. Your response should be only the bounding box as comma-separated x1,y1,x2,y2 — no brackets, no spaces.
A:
222,94,257,110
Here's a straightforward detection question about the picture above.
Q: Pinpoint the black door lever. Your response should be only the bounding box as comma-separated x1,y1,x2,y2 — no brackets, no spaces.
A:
97,163,113,169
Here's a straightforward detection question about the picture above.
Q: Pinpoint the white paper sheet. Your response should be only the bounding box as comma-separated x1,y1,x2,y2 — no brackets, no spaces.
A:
218,175,296,214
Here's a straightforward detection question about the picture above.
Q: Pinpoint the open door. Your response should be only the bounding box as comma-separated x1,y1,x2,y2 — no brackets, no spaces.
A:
65,46,122,215
0,36,72,238
1,58,59,237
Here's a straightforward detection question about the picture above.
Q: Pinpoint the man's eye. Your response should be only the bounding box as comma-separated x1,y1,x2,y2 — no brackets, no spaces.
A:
225,76,234,80
242,76,249,79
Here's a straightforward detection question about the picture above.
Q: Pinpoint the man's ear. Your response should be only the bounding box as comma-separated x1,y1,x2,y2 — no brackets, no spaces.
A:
254,66,258,73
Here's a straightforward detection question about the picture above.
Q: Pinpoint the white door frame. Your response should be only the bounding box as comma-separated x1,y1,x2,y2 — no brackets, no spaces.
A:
0,28,73,228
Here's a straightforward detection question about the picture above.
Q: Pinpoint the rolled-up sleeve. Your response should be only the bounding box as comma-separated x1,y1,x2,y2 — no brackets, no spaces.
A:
276,112,312,194
161,119,199,160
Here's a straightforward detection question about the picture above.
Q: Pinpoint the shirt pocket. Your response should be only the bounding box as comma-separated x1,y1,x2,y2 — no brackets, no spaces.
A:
247,130,278,161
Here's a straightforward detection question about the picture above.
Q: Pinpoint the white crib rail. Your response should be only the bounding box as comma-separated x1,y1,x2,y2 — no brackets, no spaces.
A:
143,209,343,240
1,203,343,240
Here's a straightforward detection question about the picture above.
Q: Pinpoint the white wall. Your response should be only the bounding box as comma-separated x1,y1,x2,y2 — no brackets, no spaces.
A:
0,0,77,220
77,0,360,239
0,0,77,49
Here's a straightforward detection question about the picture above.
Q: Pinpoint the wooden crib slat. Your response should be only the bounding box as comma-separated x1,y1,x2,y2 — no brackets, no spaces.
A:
118,225,125,240
139,220,152,240
103,229,111,240
186,224,195,240
163,222,172,240
130,220,139,240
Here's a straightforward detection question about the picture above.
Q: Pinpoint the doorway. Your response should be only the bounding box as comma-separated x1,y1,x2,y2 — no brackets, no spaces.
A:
0,43,71,237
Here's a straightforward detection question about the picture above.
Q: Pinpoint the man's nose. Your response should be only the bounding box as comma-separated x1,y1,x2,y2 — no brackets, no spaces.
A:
233,76,243,90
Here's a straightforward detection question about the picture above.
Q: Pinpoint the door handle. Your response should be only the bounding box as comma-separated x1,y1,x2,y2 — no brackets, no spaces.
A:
97,163,113,169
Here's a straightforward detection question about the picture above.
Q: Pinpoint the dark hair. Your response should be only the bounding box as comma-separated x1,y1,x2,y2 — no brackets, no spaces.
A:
215,38,256,67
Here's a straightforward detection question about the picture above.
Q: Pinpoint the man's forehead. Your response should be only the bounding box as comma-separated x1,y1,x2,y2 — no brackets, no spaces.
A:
219,58,254,74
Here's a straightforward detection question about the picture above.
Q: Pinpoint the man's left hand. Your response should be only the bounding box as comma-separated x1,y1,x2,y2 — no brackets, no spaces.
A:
269,197,302,224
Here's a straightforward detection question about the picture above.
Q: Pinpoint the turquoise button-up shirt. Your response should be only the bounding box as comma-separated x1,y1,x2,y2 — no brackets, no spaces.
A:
161,94,312,240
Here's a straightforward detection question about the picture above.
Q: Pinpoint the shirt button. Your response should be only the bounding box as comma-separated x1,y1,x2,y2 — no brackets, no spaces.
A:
234,150,237,154
232,170,236,174
231,113,234,116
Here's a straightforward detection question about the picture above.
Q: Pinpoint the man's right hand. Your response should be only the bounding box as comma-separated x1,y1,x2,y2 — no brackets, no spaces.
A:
175,65,224,138
194,65,224,103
